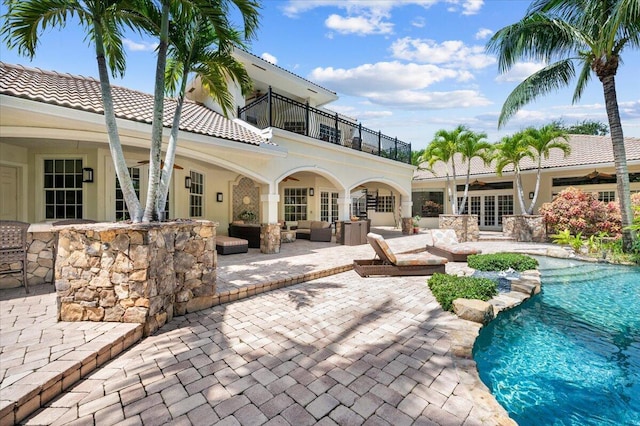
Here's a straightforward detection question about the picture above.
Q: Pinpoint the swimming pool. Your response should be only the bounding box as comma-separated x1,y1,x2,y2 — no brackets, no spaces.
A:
473,256,640,425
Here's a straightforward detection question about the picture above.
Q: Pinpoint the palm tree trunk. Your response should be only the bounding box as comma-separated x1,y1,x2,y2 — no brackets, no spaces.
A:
157,68,189,213
94,27,142,222
515,168,527,215
451,161,459,215
528,160,542,215
459,165,471,215
143,1,170,222
601,75,634,250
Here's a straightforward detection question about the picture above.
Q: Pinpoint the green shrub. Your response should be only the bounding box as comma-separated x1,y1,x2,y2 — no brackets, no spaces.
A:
428,273,497,312
467,253,538,272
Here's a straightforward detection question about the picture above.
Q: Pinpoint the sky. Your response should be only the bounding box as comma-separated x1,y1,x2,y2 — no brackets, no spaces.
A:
1,0,639,150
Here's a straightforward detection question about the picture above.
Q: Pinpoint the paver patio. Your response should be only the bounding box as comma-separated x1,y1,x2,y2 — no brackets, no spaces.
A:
2,228,557,425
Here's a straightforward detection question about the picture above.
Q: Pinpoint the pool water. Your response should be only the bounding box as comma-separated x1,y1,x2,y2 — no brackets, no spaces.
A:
473,257,640,425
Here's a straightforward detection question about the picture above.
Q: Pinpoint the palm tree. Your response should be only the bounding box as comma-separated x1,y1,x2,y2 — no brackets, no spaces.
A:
457,130,493,215
2,0,145,221
525,124,570,214
494,131,536,216
419,125,469,215
486,0,640,250
141,0,260,221
155,8,253,215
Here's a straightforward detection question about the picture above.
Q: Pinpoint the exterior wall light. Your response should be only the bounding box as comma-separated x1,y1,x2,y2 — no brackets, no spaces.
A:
185,176,192,189
82,168,94,183
309,188,314,196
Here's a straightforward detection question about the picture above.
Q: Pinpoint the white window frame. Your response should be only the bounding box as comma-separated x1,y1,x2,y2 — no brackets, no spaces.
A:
36,154,88,222
189,170,205,218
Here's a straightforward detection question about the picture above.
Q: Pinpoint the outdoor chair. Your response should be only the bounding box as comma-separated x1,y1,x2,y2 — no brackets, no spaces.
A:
353,232,447,277
0,220,31,293
427,228,482,262
52,219,98,284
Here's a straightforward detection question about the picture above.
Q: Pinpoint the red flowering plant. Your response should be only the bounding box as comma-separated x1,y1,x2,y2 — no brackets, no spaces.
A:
539,187,621,237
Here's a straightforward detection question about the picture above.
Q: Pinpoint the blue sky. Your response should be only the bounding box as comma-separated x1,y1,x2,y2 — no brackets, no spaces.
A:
2,0,639,150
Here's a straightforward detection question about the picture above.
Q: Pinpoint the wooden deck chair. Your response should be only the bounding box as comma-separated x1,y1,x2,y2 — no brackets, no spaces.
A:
0,220,31,292
427,228,482,262
353,232,447,277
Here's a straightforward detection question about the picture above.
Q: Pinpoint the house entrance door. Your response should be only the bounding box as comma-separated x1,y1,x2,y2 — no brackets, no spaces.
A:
462,193,513,230
0,165,18,220
320,191,339,223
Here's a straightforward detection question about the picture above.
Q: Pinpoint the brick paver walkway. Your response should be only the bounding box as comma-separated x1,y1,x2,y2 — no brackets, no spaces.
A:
2,228,555,425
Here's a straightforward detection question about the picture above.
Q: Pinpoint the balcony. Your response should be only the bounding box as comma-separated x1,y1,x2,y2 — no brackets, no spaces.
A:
238,89,412,164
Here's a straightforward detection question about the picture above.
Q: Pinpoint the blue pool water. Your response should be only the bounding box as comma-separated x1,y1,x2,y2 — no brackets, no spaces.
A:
473,257,640,425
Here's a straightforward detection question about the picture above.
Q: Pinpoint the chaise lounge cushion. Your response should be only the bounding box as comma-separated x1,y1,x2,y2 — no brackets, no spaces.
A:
428,229,481,262
216,235,249,255
367,233,447,266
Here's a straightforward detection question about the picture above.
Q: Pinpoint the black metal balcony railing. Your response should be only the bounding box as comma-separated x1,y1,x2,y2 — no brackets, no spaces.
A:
238,88,412,164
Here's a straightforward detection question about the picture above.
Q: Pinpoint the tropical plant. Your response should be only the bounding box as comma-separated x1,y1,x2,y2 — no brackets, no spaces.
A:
413,215,422,227
525,124,570,213
493,130,535,215
428,273,497,312
553,119,609,135
539,186,622,236
2,0,146,220
419,125,489,215
155,4,254,217
486,0,640,250
467,253,539,272
457,130,493,215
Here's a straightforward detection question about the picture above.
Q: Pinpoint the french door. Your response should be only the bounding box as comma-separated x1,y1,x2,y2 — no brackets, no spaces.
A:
320,191,339,224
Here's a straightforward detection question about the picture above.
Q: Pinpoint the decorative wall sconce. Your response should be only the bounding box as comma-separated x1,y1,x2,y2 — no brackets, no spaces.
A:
309,188,314,196
82,168,94,183
216,192,223,202
185,176,192,189
529,192,535,200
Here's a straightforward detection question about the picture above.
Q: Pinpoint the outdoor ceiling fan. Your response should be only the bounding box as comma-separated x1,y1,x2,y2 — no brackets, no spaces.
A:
584,170,614,179
137,160,184,170
282,175,299,182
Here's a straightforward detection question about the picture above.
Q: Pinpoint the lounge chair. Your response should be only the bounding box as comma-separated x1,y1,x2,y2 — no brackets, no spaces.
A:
427,229,481,262
353,232,447,277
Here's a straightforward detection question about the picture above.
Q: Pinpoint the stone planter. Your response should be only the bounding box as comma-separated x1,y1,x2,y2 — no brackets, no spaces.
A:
438,215,479,242
502,215,546,242
55,220,217,336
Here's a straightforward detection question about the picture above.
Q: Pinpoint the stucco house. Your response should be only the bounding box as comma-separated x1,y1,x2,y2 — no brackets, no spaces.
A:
412,134,640,231
0,50,414,238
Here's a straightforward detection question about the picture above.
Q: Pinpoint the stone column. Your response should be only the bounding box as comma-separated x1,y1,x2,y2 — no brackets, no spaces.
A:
401,217,413,235
438,215,479,242
55,220,217,336
401,199,413,234
260,223,281,254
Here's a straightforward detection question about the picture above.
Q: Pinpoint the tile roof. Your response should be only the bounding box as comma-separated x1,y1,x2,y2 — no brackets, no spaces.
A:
0,62,267,146
414,134,640,180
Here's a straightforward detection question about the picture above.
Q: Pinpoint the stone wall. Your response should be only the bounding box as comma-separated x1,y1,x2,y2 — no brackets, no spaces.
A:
260,223,281,254
438,215,479,242
502,215,547,242
55,220,217,336
0,225,55,290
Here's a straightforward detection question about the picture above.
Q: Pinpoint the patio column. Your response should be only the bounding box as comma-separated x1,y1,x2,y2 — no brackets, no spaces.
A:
260,193,281,254
401,199,413,235
337,196,351,221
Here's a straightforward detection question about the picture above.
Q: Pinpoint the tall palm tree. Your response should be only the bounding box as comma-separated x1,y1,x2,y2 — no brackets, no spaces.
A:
486,0,640,249
457,130,493,215
155,6,253,215
419,125,469,215
525,124,570,214
494,131,536,216
141,0,259,221
2,0,145,221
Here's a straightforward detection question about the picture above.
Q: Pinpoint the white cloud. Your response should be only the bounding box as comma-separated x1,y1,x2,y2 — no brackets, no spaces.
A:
495,61,545,83
412,17,427,28
475,28,494,40
261,52,278,65
390,37,495,69
281,0,483,19
309,61,466,93
123,39,158,52
325,13,394,35
367,89,492,109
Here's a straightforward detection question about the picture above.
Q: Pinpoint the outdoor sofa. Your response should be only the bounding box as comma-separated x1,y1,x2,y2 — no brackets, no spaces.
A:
293,220,332,242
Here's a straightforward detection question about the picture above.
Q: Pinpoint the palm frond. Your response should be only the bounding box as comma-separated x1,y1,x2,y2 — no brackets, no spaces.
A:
498,59,576,127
